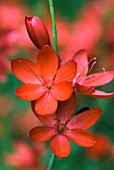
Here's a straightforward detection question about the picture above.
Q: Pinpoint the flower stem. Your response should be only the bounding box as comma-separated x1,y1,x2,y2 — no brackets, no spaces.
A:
48,0,58,54
47,152,56,170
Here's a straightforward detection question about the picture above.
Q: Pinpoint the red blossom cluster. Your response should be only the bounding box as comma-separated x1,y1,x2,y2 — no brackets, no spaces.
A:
11,16,114,158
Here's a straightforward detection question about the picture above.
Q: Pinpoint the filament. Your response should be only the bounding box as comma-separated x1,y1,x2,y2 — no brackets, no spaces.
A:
77,58,96,84
85,67,105,84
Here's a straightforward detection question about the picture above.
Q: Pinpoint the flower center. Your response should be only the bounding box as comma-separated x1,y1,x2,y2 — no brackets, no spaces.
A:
54,118,71,133
45,85,51,89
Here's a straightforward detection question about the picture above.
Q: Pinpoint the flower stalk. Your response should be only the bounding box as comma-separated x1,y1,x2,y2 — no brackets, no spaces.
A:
47,0,57,169
48,0,58,54
47,153,56,170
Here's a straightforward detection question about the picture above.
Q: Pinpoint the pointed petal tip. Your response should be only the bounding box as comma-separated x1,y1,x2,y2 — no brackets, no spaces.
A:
16,84,46,101
25,16,32,21
25,16,50,49
11,57,41,84
67,107,102,130
91,90,114,98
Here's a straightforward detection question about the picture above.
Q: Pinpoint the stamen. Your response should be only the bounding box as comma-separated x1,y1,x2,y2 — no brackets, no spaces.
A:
88,57,96,64
85,67,106,84
66,127,71,132
65,119,71,127
77,58,96,84
103,67,105,72
88,61,96,74
36,74,41,77
85,75,95,81
81,57,96,75
54,118,60,122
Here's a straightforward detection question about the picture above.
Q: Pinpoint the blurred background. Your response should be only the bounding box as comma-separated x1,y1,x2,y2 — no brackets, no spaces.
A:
0,0,114,169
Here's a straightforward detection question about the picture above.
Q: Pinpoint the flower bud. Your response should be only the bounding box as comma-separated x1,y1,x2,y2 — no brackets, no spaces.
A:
25,16,50,49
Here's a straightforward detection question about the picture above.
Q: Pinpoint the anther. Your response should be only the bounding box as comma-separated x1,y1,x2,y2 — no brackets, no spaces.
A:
88,61,96,73
103,68,105,72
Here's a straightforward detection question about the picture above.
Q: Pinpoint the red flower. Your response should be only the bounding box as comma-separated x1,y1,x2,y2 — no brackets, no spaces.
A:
73,49,114,98
4,141,36,167
25,16,50,49
29,93,102,158
11,45,76,115
4,141,45,169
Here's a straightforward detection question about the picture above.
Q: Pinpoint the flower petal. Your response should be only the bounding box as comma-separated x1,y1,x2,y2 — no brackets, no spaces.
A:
36,114,58,128
34,92,58,115
64,129,96,147
37,45,58,84
58,92,76,124
51,81,73,101
91,90,114,98
84,72,113,87
75,83,95,95
67,108,102,130
11,58,41,84
54,60,77,83
16,84,46,100
31,102,57,127
29,126,57,142
73,49,88,74
50,134,70,158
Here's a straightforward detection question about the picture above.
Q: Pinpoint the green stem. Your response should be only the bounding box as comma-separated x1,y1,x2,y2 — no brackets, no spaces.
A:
47,1,57,168
48,0,58,54
47,152,56,170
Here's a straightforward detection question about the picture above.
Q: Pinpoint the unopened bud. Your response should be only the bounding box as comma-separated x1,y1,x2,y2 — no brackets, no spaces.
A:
25,16,50,49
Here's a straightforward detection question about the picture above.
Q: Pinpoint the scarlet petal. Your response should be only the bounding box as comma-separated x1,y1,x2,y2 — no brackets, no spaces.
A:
37,45,58,84
16,84,46,100
34,92,58,115
51,81,73,101
29,126,57,142
58,92,76,124
36,114,58,127
84,72,113,86
50,134,70,158
75,83,95,95
31,101,58,127
73,49,88,74
64,129,96,147
25,16,50,49
11,58,41,84
91,90,114,98
67,108,102,130
54,60,77,83
31,102,57,127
